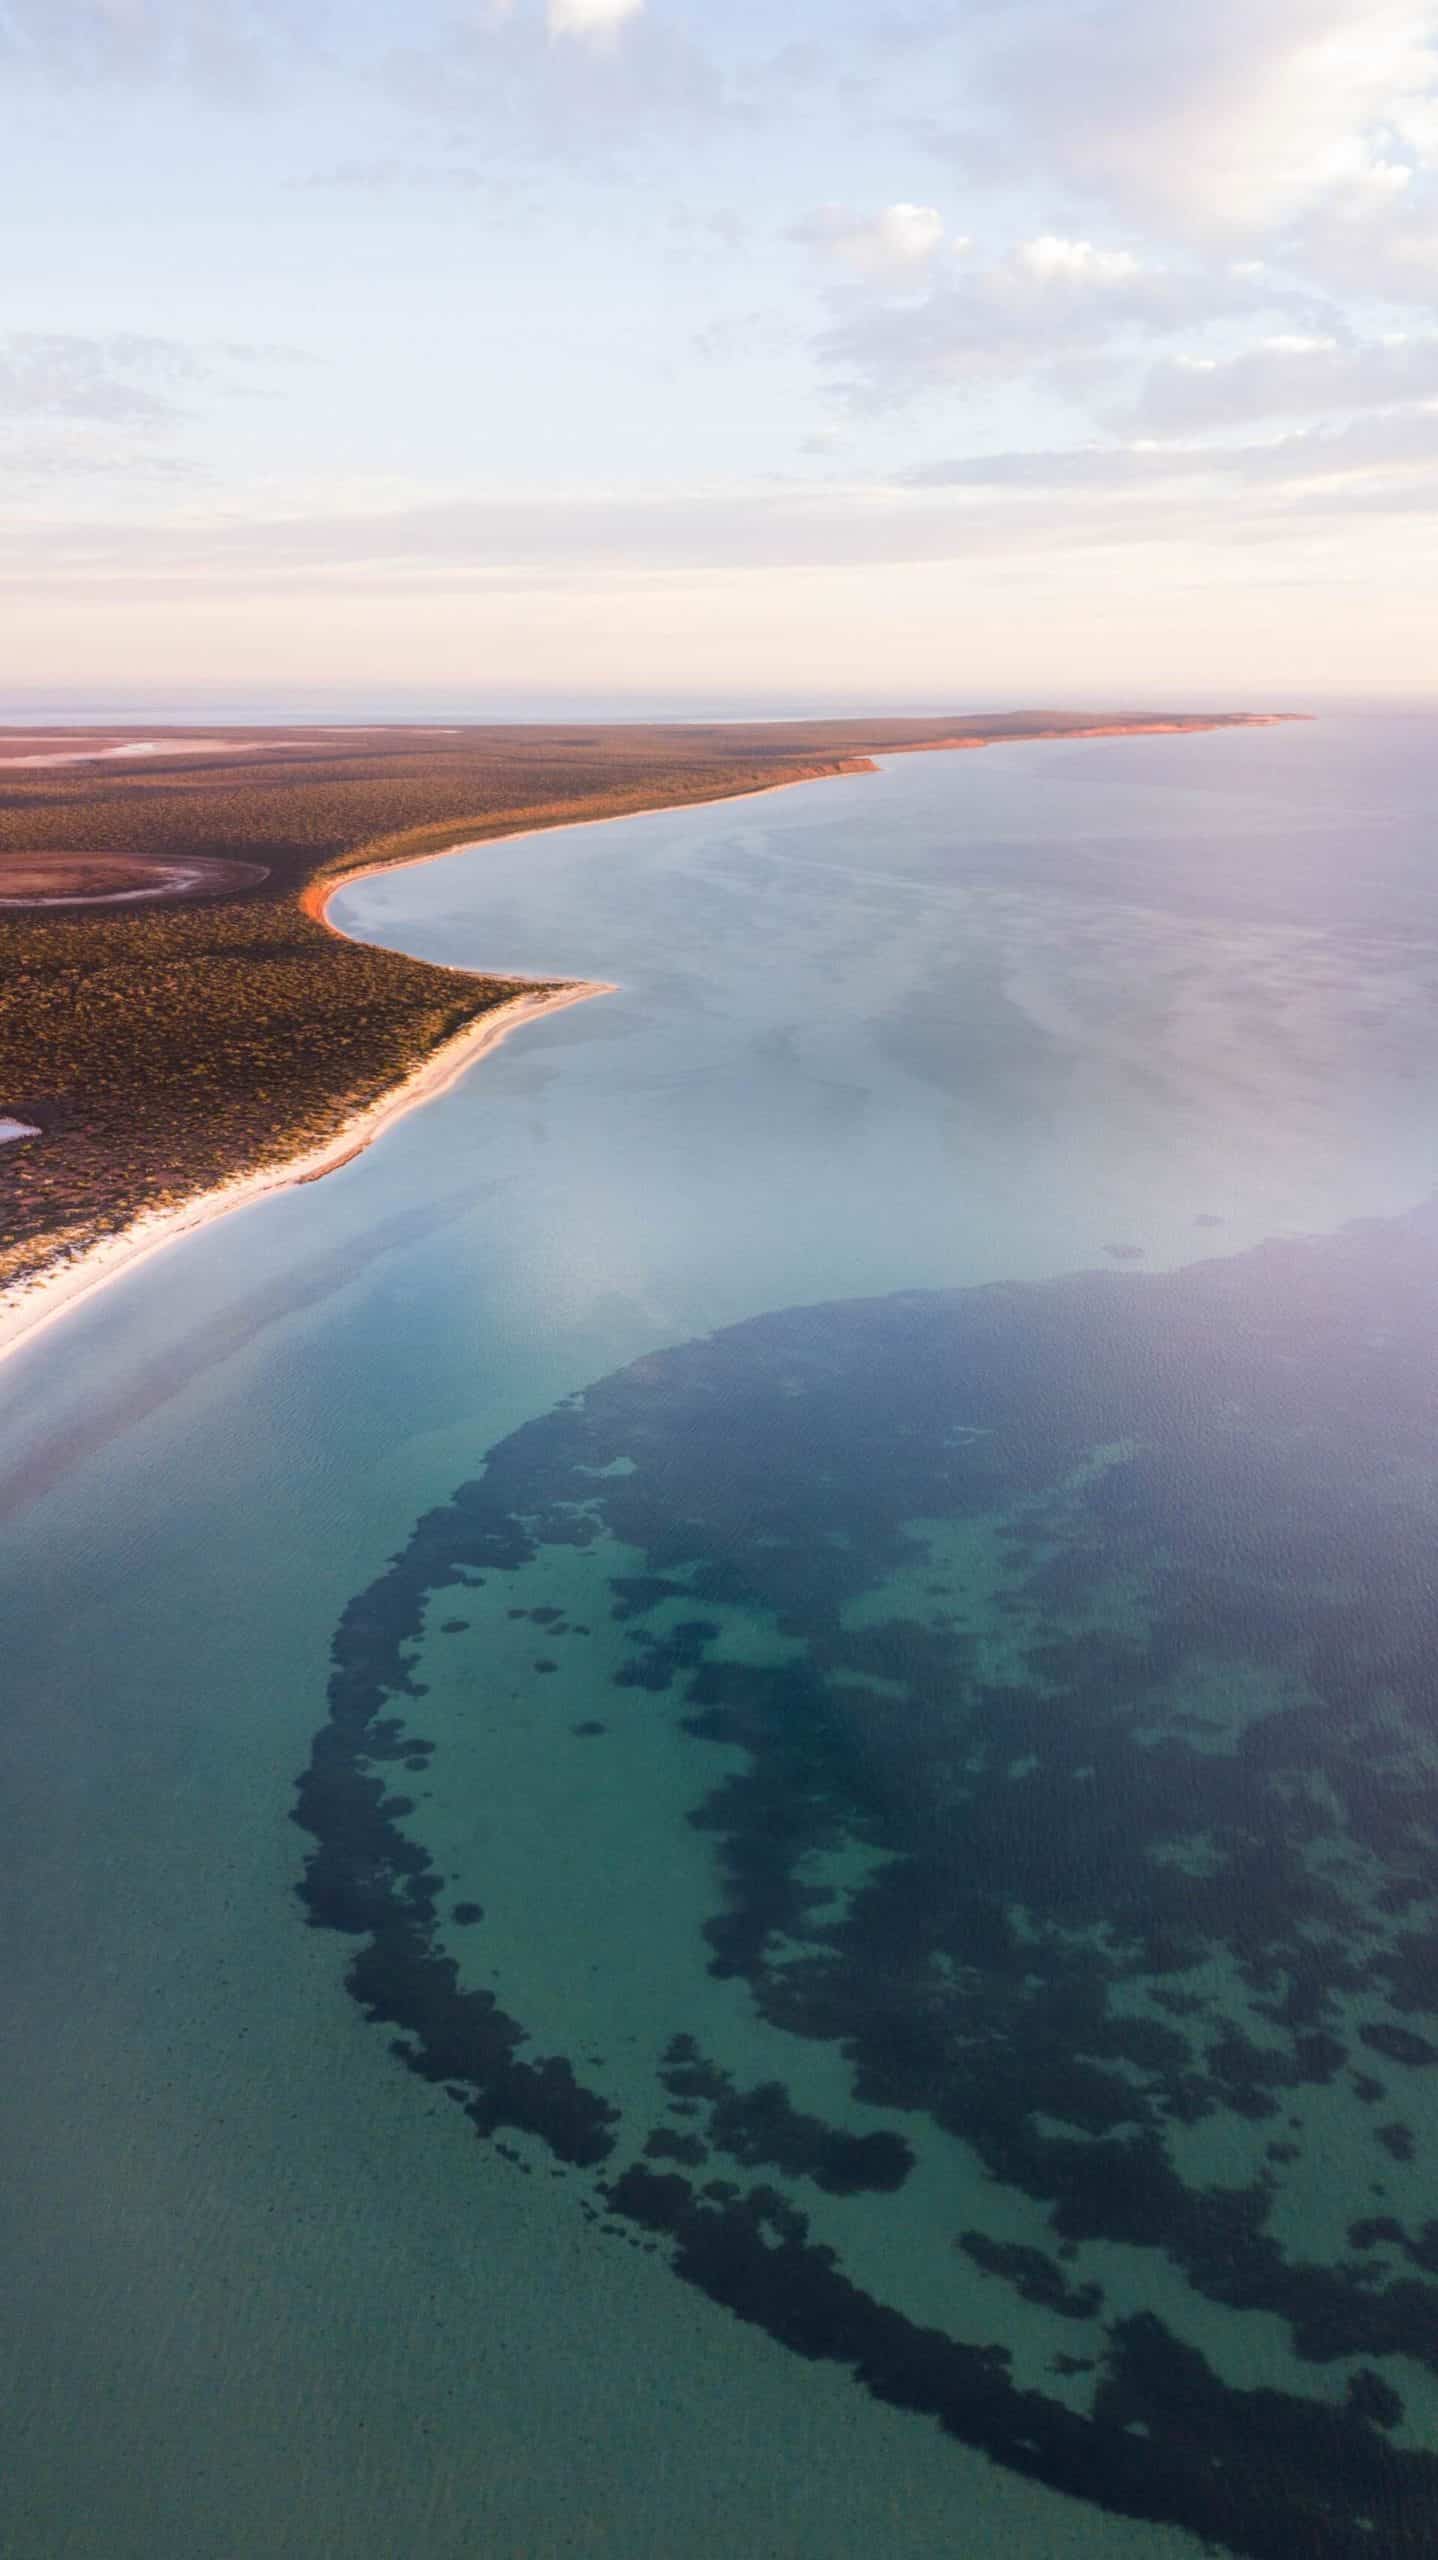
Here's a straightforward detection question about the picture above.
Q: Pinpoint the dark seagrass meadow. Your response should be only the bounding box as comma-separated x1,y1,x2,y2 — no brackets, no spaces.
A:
4,712,1437,2560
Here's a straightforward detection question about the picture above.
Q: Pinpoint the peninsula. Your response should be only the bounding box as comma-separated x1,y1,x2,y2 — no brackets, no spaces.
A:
0,712,1287,1358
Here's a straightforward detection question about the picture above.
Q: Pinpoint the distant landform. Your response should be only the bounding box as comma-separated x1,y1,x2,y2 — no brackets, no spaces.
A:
0,711,1290,1362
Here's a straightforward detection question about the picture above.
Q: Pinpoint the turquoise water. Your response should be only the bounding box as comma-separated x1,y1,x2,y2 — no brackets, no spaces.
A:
3,720,1438,2556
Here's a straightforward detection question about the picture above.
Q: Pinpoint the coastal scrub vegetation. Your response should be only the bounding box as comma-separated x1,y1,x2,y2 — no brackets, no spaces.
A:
0,715,1266,1300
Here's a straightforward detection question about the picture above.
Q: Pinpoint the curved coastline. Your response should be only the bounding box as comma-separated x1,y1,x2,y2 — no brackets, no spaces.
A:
0,975,613,1376
0,755,958,1381
297,714,1295,938
0,715,1288,1376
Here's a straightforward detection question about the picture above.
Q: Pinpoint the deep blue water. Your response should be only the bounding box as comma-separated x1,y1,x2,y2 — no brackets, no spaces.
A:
3,716,1437,2558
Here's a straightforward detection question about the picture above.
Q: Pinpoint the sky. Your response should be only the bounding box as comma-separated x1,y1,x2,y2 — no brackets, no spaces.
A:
3,0,1438,710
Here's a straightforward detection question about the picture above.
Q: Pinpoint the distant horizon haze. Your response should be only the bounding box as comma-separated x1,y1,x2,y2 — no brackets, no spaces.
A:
1,689,1434,732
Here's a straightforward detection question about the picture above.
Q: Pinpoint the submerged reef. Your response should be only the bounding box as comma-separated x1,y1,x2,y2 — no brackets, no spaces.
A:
295,1201,1438,2556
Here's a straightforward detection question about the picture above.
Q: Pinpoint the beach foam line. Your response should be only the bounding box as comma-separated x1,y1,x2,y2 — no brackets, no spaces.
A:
0,977,613,1376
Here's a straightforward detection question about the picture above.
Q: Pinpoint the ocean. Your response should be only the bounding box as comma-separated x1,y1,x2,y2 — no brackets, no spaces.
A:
2,715,1436,2557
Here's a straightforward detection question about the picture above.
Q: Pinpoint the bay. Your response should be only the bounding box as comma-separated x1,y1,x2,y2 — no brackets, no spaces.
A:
3,717,1437,2557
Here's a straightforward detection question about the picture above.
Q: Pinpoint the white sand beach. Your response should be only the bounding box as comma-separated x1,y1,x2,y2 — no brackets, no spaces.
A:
0,977,612,1375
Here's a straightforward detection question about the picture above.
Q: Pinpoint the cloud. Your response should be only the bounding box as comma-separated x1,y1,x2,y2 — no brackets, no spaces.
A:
0,0,651,100
1291,193,1438,296
0,0,300,97
1125,330,1438,429
0,423,204,485
969,0,1438,233
793,201,950,276
813,235,1248,408
547,0,644,37
0,480,1176,592
1016,235,1141,284
0,333,303,490
0,333,204,426
905,444,1193,494
382,3,728,157
6,428,1435,612
906,403,1438,491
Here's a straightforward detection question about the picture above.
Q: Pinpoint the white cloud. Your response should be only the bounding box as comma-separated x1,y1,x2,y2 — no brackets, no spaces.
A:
1291,186,1438,296
813,234,1246,408
1125,330,1438,429
973,0,1438,233
6,0,1438,701
1016,235,1142,284
0,333,200,425
1340,157,1416,203
794,201,950,276
547,0,644,38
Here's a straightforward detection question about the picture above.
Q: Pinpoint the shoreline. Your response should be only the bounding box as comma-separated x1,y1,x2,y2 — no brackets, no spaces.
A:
303,715,1291,928
298,755,891,930
0,714,1288,1373
0,978,612,1376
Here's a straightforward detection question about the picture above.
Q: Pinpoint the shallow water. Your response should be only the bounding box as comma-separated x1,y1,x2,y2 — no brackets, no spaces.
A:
3,719,1437,2557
